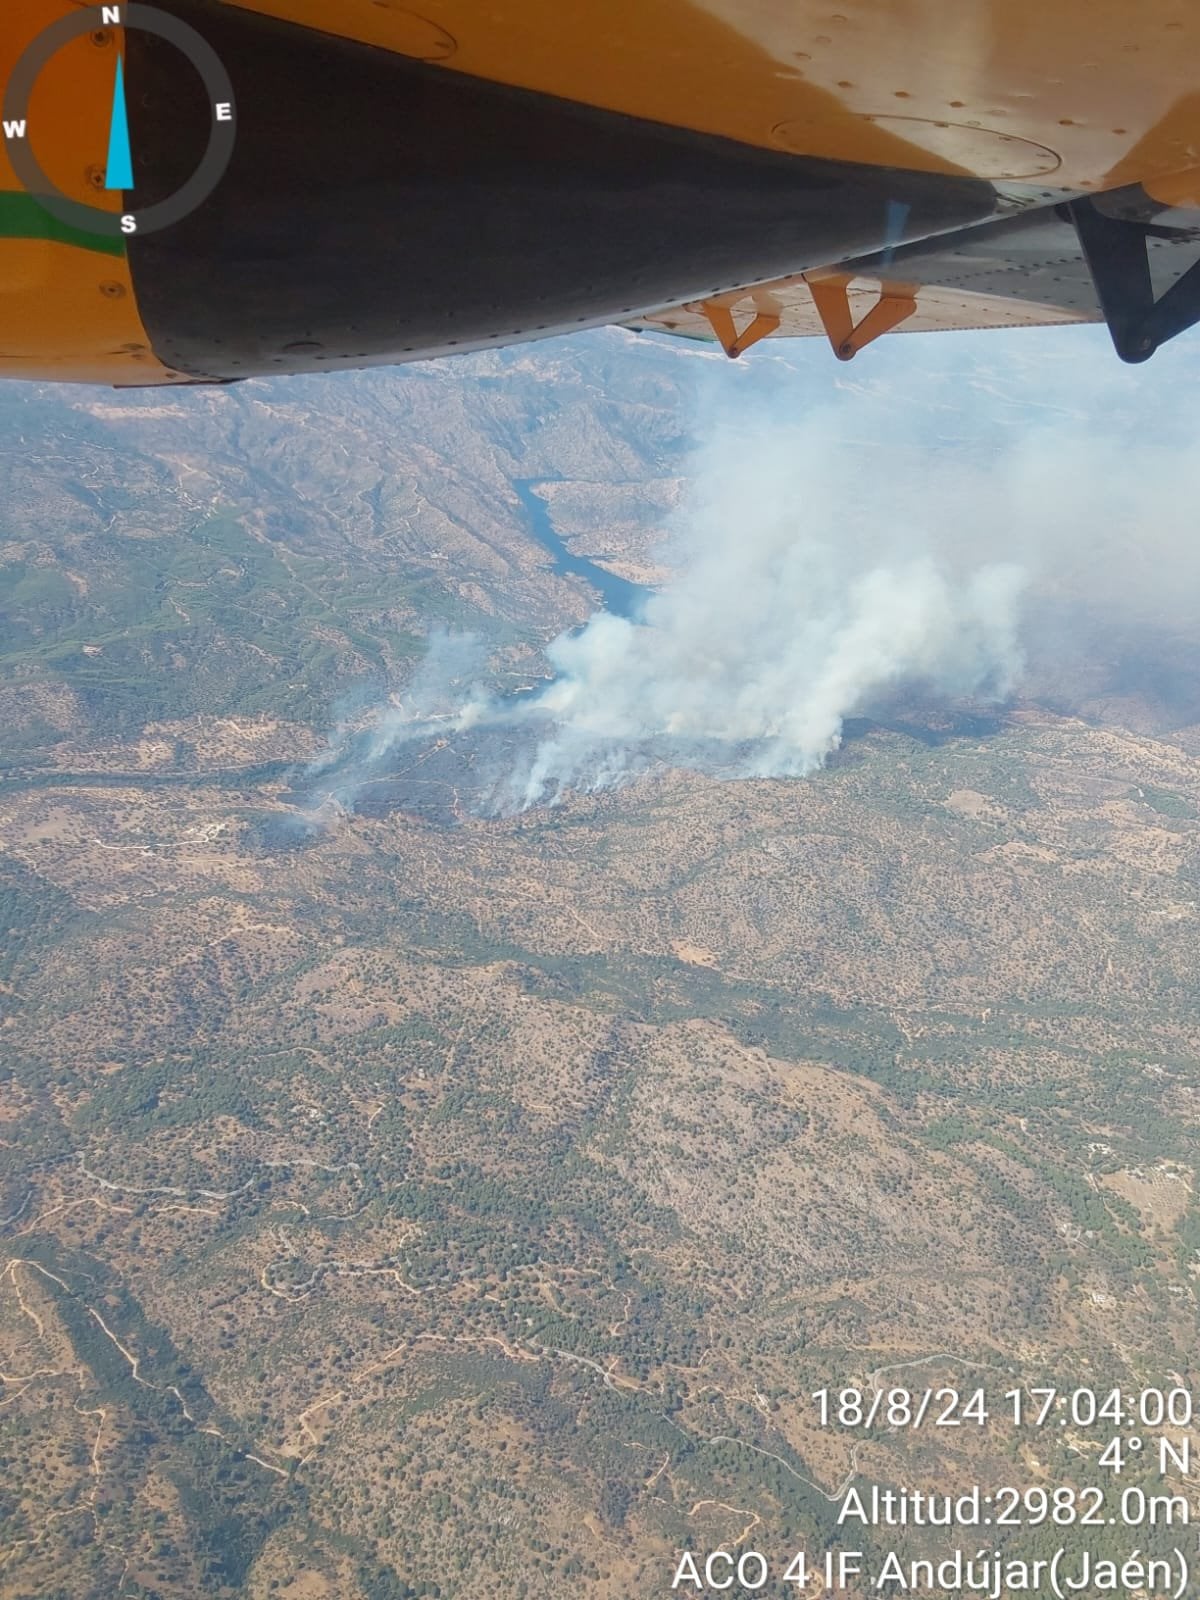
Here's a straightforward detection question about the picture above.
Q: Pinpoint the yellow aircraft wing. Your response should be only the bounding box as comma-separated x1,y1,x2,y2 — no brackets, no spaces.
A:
4,0,1200,384
626,198,1200,359
624,271,1098,363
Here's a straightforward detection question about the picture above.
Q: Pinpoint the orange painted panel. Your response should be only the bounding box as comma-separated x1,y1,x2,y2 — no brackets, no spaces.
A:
217,0,1200,195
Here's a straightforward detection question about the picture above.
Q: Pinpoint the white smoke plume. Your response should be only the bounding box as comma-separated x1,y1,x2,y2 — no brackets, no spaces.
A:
339,416,1024,813
472,547,1023,810
310,326,1200,817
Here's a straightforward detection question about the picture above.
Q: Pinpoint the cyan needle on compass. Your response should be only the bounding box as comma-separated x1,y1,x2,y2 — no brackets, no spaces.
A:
104,54,134,190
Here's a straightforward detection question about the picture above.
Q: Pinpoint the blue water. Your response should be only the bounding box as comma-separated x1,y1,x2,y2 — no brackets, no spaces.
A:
513,478,651,621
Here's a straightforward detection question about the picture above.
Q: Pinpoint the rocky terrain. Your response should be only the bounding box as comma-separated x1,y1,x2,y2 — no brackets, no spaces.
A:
2,329,1199,1598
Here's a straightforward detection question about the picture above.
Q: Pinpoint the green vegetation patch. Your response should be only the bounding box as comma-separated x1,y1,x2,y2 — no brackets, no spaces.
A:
0,512,425,742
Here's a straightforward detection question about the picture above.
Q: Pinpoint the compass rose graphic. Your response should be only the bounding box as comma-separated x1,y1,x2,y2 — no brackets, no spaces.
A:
3,3,236,238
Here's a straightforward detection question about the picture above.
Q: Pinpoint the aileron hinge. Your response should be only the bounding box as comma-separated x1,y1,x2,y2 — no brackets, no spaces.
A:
804,272,918,360
695,299,781,359
1068,193,1200,364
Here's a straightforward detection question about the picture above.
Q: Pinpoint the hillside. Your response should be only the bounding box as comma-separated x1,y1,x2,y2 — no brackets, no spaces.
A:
2,330,1199,1598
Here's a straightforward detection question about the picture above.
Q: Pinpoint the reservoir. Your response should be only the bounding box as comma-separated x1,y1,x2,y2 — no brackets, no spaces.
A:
279,481,656,836
513,478,651,621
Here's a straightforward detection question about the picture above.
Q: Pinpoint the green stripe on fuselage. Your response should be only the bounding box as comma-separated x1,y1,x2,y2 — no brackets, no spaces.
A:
0,191,126,258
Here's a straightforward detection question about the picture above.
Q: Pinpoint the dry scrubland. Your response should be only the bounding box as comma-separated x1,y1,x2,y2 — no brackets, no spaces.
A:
3,336,1200,1595
2,710,1200,1598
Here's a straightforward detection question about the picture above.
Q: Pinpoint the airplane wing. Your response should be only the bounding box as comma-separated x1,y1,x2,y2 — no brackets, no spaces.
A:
626,203,1200,360
5,0,1200,385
